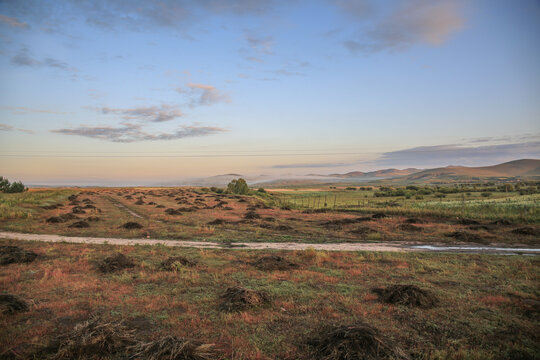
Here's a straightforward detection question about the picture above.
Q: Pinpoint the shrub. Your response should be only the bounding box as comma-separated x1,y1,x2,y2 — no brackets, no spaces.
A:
227,178,249,195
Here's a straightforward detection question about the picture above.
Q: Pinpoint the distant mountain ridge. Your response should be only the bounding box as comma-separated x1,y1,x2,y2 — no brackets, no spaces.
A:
195,159,540,186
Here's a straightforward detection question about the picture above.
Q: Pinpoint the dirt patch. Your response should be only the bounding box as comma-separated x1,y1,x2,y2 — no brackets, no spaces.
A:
42,316,135,359
160,256,197,270
219,286,270,312
0,245,38,265
252,255,299,271
511,227,540,236
128,335,216,360
398,224,423,232
445,231,482,242
69,221,90,228
372,284,438,308
307,321,408,360
0,294,29,314
97,253,135,273
122,222,143,230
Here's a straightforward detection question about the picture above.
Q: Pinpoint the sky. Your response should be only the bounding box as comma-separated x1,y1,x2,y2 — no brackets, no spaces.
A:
0,0,539,185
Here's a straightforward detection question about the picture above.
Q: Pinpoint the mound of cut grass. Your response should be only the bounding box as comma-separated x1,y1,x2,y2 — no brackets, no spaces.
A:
307,321,409,360
219,286,270,312
97,253,135,273
372,284,438,308
0,245,38,265
0,294,29,314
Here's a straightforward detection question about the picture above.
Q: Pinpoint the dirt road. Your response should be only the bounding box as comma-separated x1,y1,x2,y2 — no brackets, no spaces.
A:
1,231,539,254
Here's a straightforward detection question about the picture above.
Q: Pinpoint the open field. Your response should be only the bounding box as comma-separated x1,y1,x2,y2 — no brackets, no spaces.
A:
1,238,539,359
0,186,538,247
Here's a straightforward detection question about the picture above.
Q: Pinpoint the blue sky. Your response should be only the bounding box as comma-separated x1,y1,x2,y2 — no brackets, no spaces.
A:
0,0,539,185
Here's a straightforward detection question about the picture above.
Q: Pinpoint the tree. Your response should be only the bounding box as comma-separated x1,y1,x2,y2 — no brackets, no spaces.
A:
227,178,249,195
0,177,28,193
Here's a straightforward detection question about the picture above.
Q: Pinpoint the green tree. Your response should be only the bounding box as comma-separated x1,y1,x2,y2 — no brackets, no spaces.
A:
0,177,28,193
227,178,249,195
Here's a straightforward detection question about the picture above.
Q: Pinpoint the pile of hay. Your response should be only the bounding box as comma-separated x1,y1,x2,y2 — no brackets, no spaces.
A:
0,245,38,265
252,255,299,271
122,222,143,229
128,335,216,360
404,218,426,224
161,256,197,271
490,219,512,226
398,224,422,232
0,294,29,314
244,210,260,220
511,227,539,236
97,253,135,273
456,218,479,225
307,321,408,360
219,286,270,312
44,317,135,359
349,227,376,236
68,221,90,228
445,231,482,242
71,206,86,214
372,285,438,308
207,219,226,225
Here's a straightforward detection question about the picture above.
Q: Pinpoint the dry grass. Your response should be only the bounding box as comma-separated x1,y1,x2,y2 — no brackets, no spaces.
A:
128,335,217,360
44,316,136,359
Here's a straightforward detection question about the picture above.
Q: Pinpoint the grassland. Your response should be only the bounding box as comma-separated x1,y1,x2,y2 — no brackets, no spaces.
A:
1,238,538,359
0,186,538,246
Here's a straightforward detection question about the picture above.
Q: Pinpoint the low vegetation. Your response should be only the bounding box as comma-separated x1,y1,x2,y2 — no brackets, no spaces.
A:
1,239,538,359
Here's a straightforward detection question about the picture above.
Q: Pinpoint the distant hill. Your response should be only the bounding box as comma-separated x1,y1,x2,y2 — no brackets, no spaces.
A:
399,159,540,182
195,159,539,187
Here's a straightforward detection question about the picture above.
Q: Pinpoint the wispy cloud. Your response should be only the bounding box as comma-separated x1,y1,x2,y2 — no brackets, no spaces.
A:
51,123,227,143
0,106,67,114
100,104,183,122
344,0,465,53
0,123,34,134
246,34,274,55
274,69,304,77
179,83,231,107
10,48,78,72
0,14,28,28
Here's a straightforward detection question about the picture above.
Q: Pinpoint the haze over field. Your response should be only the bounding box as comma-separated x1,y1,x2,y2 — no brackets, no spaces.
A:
1,0,539,185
